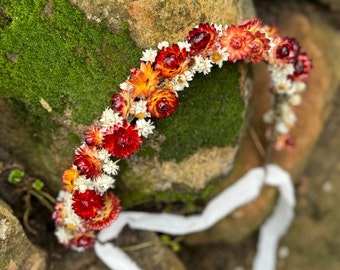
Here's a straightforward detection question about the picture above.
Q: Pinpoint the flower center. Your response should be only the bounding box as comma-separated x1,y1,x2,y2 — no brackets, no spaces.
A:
157,98,169,113
277,45,289,58
294,59,304,75
163,53,178,69
191,32,210,45
230,36,243,50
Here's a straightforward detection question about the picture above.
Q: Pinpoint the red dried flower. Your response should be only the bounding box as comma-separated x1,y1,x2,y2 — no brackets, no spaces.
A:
72,190,104,220
69,231,96,251
187,23,218,57
275,134,295,151
275,38,300,63
74,145,103,179
103,122,143,158
245,31,271,63
147,88,178,119
289,52,312,82
127,61,160,99
84,125,103,147
154,44,189,79
85,192,121,230
110,90,132,119
221,25,255,62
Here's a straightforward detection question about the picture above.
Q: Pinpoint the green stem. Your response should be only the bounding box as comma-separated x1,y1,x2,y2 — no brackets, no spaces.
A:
29,189,54,212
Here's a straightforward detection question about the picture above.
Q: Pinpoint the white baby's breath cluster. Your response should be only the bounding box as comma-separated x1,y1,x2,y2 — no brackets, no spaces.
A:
264,64,307,135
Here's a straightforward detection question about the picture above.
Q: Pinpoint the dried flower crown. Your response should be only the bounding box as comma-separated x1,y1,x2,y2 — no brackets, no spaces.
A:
52,18,312,251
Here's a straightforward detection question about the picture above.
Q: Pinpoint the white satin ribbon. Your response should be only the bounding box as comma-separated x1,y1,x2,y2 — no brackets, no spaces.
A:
94,164,295,270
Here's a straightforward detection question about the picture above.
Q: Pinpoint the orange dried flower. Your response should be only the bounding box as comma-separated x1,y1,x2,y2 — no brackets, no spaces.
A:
127,61,160,99
241,18,262,33
62,168,79,192
147,88,178,119
245,31,271,63
221,25,254,62
84,125,103,147
154,44,189,79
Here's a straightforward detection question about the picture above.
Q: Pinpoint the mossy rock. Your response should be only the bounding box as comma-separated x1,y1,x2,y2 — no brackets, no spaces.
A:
0,0,253,208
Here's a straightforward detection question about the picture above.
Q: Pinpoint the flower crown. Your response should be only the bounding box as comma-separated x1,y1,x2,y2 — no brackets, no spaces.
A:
52,18,312,251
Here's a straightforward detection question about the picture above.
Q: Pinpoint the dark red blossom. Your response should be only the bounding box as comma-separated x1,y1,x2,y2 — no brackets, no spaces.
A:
85,192,121,230
274,134,296,151
154,44,189,79
276,38,300,63
187,23,218,57
72,190,104,220
110,90,132,119
103,122,142,158
289,53,312,82
147,88,178,119
74,145,102,179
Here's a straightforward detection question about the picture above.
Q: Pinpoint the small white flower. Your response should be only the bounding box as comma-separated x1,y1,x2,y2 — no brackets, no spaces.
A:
63,200,83,229
269,63,294,78
177,40,191,51
213,23,223,34
288,94,302,106
119,82,134,91
192,55,213,74
62,191,74,208
275,121,289,134
56,190,68,202
74,175,94,193
278,246,290,259
292,81,306,93
272,77,293,94
136,118,155,138
100,107,123,129
140,48,158,63
95,148,111,162
170,71,194,91
263,109,275,124
322,181,333,192
93,174,115,194
158,41,169,50
55,227,74,244
102,159,120,175
130,100,150,117
211,47,229,68
281,107,297,126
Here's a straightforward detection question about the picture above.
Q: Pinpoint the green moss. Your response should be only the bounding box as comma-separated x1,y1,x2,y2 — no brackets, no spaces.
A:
66,132,81,144
155,63,244,162
0,0,141,125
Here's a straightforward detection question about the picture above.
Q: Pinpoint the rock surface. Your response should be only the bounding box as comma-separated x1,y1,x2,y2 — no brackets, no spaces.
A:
183,2,340,245
70,0,256,48
0,199,46,270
